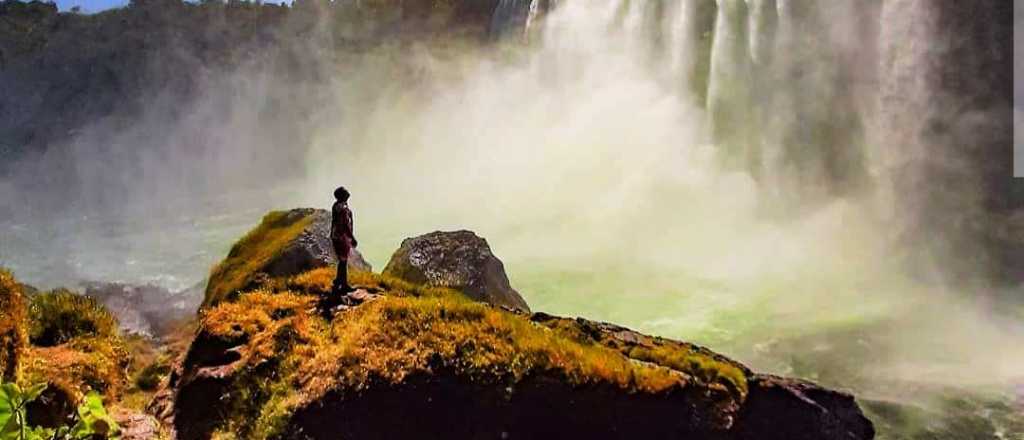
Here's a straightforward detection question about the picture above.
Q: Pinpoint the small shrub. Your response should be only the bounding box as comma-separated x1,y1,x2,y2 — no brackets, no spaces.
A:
28,289,119,347
21,290,128,401
134,361,171,391
21,337,130,402
0,269,28,382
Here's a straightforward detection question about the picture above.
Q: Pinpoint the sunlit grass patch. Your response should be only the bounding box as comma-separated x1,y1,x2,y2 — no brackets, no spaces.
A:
198,290,322,439
305,294,688,396
10,284,131,404
534,312,749,398
21,336,130,402
189,260,764,439
284,266,462,299
193,274,746,438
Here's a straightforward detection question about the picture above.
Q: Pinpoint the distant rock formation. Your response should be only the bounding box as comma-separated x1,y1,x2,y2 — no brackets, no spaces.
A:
83,281,201,338
383,230,530,312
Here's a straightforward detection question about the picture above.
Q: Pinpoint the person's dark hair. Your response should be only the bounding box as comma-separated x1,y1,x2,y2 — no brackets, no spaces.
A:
334,186,350,201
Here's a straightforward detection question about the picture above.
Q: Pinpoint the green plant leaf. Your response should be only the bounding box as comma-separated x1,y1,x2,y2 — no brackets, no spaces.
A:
82,393,105,415
71,392,119,439
21,384,46,404
0,384,21,438
0,384,20,407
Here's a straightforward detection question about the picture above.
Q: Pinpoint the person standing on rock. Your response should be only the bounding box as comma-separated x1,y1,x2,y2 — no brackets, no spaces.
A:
331,186,358,297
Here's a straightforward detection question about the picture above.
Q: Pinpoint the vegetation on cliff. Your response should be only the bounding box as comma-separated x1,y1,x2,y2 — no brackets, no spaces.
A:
21,289,128,404
0,269,129,437
27,290,119,347
0,270,128,409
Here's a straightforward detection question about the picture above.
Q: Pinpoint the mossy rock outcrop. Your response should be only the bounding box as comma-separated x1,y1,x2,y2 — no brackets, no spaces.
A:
383,230,531,312
171,269,872,440
168,213,873,439
203,208,371,309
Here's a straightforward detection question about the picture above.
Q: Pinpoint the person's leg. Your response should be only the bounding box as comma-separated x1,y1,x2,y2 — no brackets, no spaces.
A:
335,259,350,293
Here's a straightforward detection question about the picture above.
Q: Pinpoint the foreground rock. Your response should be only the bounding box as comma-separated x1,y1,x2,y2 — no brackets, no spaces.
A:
164,211,873,439
529,314,874,440
202,208,371,308
170,280,873,440
383,230,530,312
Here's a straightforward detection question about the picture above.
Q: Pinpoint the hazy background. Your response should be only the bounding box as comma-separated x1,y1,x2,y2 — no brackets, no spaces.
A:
1016,1,1023,178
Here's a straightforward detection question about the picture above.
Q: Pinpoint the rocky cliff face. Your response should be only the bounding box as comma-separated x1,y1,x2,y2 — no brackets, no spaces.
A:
160,210,874,440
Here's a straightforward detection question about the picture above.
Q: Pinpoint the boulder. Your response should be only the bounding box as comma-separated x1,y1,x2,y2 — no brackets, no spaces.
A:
382,230,530,312
202,208,371,308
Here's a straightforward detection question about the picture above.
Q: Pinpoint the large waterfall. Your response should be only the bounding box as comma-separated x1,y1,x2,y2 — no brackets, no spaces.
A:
490,0,542,38
491,0,1016,283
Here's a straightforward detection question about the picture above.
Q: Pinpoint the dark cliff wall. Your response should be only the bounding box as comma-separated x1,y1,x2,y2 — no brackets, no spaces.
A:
879,0,1020,284
0,0,500,219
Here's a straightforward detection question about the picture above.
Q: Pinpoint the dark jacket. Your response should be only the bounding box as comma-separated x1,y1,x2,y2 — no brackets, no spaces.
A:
331,201,356,258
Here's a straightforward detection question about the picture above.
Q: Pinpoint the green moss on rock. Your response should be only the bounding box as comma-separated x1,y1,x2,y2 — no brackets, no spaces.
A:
203,210,317,309
176,270,750,439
